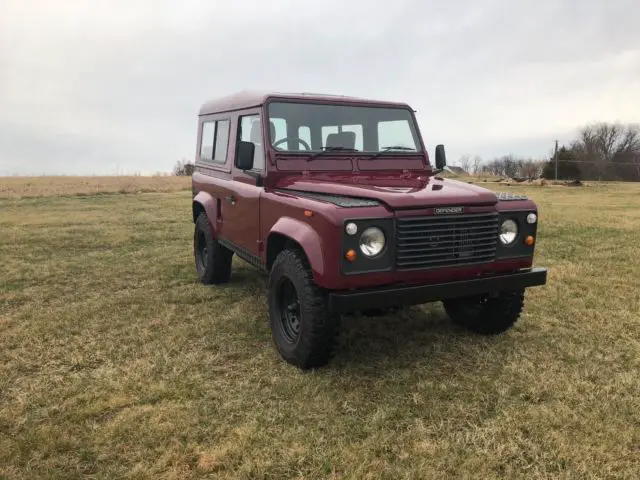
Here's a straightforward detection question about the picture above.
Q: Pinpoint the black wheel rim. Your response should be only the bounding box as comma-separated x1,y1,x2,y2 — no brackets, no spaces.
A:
276,277,301,344
196,230,208,272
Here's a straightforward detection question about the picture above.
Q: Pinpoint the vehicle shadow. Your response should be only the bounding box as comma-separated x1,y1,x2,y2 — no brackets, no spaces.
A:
225,265,513,387
333,305,453,367
311,305,515,434
327,303,514,380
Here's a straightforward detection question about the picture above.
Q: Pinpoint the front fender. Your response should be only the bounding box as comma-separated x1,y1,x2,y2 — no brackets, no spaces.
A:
269,217,328,284
193,191,219,236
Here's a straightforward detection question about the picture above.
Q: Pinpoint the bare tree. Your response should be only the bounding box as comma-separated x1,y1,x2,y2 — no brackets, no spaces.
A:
458,154,472,173
573,122,640,180
471,156,483,175
173,159,195,176
520,160,545,179
483,158,503,176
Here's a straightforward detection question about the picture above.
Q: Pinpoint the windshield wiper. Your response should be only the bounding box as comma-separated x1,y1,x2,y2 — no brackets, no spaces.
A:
308,146,358,161
366,145,416,160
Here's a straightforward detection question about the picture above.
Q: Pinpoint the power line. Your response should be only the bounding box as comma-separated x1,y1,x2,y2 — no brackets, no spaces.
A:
549,159,640,165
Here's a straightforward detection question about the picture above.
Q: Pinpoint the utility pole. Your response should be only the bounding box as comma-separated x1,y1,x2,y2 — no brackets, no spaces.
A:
554,140,559,181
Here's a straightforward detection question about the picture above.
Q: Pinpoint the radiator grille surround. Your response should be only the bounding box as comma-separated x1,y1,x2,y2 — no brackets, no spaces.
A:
396,212,499,270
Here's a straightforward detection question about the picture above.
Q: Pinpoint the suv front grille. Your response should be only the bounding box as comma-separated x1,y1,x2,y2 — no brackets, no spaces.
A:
396,212,499,270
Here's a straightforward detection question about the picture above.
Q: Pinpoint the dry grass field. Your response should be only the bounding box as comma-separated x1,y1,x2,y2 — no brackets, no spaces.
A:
0,175,190,199
1,176,639,479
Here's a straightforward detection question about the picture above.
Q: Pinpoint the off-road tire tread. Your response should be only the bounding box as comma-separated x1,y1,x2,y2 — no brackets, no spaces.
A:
195,212,233,285
269,248,339,369
443,290,525,335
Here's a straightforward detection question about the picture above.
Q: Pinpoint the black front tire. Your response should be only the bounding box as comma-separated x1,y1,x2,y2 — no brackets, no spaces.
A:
194,212,233,285
268,249,339,369
443,290,525,335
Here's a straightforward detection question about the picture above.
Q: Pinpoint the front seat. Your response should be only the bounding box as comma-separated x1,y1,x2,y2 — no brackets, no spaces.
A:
249,120,265,169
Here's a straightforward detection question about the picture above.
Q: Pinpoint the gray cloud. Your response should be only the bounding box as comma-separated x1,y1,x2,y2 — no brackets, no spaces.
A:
1,0,639,175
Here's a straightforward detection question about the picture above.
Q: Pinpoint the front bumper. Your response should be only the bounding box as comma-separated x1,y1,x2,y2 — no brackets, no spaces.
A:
328,267,547,315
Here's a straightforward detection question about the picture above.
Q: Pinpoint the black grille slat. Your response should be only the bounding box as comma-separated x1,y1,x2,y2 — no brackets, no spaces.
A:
398,228,497,241
396,213,497,225
398,223,499,233
397,255,496,268
398,246,497,260
397,241,497,254
398,218,499,229
398,234,496,246
399,212,497,221
395,212,498,270
398,228,498,240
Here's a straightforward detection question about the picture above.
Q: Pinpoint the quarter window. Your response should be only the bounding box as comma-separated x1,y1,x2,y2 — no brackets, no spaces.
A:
200,122,215,160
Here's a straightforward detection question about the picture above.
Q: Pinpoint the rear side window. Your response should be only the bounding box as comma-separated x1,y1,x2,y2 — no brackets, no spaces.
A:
200,119,230,164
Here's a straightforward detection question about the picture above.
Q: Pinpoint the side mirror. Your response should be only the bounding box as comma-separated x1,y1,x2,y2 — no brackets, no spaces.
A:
236,141,255,170
435,144,446,170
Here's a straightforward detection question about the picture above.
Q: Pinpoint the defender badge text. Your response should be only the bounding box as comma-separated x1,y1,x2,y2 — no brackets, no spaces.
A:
434,206,464,215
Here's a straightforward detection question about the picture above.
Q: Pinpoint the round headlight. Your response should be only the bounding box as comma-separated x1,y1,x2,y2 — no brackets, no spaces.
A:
359,227,385,257
527,213,537,224
500,219,518,245
345,222,358,235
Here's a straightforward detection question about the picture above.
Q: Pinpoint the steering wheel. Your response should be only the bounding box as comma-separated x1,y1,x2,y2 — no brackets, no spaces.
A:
272,137,311,151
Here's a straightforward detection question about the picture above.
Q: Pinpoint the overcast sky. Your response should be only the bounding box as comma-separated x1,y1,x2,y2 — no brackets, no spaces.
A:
1,0,639,175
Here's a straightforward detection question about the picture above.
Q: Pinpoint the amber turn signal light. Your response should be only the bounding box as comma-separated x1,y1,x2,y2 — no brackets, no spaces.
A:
304,210,313,218
345,249,357,262
525,235,535,246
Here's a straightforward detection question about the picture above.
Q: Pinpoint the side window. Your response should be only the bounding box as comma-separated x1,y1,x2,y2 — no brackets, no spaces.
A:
239,115,265,171
377,120,417,150
200,122,215,160
199,119,230,164
213,120,230,163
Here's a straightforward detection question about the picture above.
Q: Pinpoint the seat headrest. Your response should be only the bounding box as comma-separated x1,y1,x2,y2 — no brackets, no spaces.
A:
249,119,277,143
269,121,275,142
325,131,356,149
249,120,262,143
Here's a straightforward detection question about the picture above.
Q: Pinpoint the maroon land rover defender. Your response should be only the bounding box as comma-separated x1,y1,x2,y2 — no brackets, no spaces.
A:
191,91,547,369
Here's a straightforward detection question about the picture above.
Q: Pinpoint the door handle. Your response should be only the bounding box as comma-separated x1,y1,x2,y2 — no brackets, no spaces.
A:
225,195,236,205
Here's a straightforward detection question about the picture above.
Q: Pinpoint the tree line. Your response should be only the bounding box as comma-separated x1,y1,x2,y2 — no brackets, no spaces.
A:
458,122,640,181
174,122,640,182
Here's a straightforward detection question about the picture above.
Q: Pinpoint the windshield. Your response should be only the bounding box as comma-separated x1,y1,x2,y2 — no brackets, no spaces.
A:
266,101,422,154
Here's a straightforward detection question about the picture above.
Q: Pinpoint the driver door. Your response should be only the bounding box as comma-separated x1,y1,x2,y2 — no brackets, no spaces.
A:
221,111,265,258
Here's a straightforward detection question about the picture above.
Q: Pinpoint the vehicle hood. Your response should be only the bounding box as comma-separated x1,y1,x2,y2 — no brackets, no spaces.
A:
275,173,498,209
